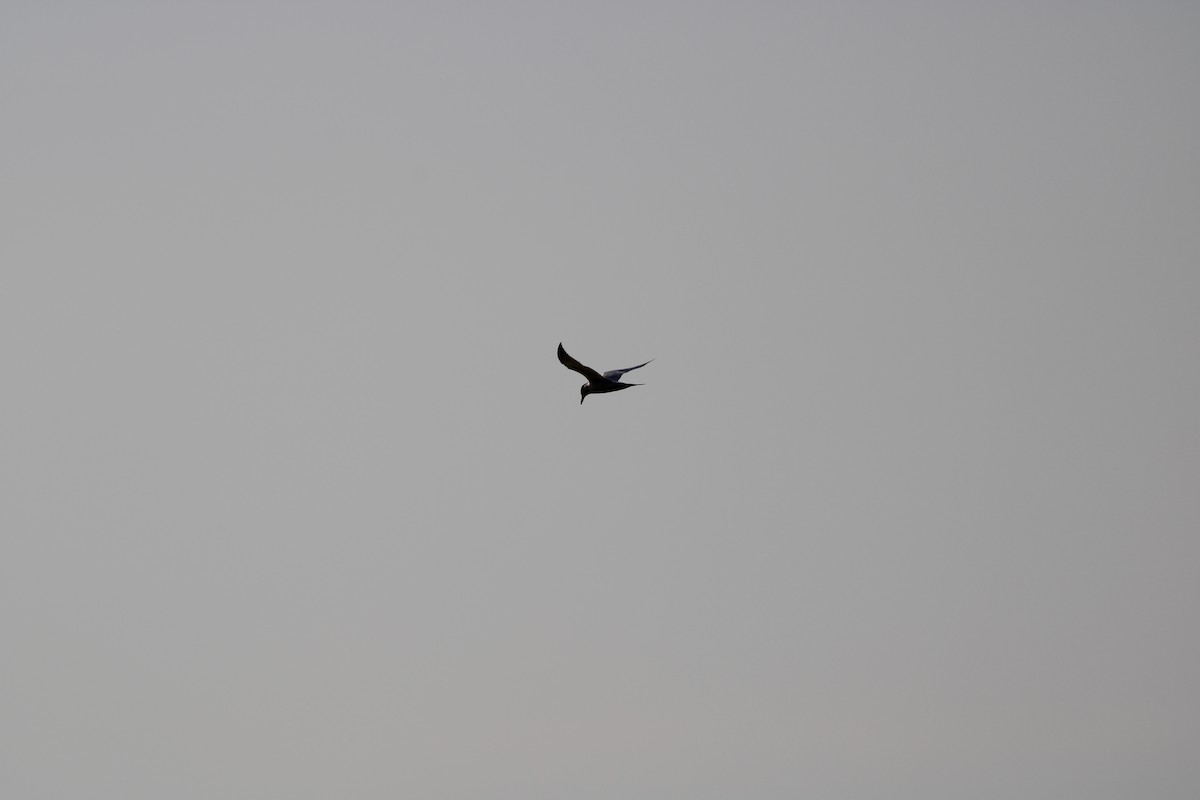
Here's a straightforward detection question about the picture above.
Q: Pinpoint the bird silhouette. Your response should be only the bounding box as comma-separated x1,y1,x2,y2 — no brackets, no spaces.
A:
558,342,652,404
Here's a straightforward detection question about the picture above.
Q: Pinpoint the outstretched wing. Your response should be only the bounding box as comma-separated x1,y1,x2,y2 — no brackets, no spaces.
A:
603,359,652,382
558,343,604,382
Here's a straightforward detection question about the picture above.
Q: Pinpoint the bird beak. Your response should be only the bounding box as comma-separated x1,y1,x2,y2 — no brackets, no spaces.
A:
580,396,585,405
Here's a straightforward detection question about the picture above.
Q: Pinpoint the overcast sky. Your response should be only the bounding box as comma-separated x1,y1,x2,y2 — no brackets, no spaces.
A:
3,3,1198,798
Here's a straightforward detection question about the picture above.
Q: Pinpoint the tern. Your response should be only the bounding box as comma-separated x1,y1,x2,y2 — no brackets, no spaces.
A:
558,342,652,404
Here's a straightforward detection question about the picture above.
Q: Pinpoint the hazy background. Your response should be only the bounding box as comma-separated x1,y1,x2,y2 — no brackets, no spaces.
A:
3,2,1198,798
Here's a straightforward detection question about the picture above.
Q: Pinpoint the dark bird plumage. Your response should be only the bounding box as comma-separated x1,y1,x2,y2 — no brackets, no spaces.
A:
558,343,652,404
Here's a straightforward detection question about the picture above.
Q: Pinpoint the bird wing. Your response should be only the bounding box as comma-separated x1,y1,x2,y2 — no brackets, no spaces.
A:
603,359,652,382
558,343,604,382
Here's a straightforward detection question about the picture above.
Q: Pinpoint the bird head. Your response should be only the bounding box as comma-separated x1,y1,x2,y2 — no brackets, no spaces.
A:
580,385,590,404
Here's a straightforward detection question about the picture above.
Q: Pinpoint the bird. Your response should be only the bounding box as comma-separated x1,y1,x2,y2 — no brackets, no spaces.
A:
558,342,652,404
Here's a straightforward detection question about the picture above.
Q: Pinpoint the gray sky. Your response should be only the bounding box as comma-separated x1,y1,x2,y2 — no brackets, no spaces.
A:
3,2,1198,798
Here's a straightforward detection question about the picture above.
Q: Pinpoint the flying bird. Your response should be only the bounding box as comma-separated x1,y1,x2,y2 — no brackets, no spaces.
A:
558,342,652,404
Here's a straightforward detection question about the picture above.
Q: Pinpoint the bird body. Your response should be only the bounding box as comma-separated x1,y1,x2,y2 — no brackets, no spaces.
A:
557,342,652,404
